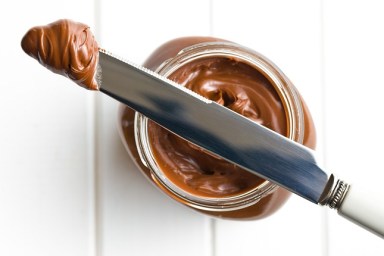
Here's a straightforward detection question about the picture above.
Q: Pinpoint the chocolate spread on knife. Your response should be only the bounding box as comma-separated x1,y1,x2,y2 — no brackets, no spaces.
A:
148,56,288,197
21,19,99,90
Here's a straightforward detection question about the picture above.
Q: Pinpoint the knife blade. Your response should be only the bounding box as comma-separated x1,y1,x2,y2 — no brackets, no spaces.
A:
97,50,384,238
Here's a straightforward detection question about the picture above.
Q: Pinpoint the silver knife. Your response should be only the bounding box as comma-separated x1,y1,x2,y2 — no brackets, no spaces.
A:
98,50,384,239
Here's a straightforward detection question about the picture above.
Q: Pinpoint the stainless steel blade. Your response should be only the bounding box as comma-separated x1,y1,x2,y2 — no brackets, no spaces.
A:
98,50,329,204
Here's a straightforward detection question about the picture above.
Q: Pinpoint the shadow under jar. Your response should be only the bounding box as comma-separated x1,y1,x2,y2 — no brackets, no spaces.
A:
118,37,316,220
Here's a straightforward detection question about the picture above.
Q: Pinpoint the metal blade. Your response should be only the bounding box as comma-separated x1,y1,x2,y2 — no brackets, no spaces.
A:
98,50,329,204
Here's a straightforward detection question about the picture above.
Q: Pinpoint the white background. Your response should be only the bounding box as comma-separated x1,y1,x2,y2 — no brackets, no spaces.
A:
1,0,383,255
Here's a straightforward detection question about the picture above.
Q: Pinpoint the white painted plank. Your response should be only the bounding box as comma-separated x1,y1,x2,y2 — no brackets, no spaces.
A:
97,1,212,255
212,1,326,255
0,1,96,256
323,0,384,253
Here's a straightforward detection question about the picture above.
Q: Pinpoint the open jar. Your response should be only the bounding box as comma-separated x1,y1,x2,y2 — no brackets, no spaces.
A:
118,37,316,220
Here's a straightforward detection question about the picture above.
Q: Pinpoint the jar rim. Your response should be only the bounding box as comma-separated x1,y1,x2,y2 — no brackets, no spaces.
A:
134,41,305,211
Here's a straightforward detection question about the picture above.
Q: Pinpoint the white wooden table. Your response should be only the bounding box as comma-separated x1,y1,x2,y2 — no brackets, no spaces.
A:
1,0,383,255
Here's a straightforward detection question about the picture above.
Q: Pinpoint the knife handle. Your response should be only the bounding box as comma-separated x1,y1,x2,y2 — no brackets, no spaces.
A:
337,184,384,239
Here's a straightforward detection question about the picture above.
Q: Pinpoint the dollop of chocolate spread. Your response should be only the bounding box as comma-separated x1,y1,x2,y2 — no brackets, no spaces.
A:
21,19,99,90
148,57,288,197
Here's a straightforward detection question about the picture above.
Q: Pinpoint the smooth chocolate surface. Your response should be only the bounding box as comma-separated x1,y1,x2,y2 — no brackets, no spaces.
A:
21,19,99,90
118,36,316,218
148,56,288,197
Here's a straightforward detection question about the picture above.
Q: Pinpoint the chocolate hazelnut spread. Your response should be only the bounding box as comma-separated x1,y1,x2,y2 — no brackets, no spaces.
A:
21,19,99,90
118,37,317,219
148,56,287,197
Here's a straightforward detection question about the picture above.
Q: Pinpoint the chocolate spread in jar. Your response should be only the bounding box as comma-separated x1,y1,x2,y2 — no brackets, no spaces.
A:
117,37,317,219
21,19,99,90
147,56,288,198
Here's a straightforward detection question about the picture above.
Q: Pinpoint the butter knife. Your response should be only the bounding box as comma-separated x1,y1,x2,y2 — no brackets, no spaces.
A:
98,50,384,239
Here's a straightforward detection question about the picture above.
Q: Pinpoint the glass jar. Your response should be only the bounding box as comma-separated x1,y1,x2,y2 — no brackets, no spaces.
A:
118,37,316,220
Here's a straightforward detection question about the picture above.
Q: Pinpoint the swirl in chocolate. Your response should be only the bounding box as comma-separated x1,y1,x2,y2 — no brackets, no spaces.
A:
148,57,288,197
21,19,99,90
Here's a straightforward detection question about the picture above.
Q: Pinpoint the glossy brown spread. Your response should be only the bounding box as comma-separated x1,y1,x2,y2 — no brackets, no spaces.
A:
148,56,288,197
118,37,316,219
21,19,99,90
